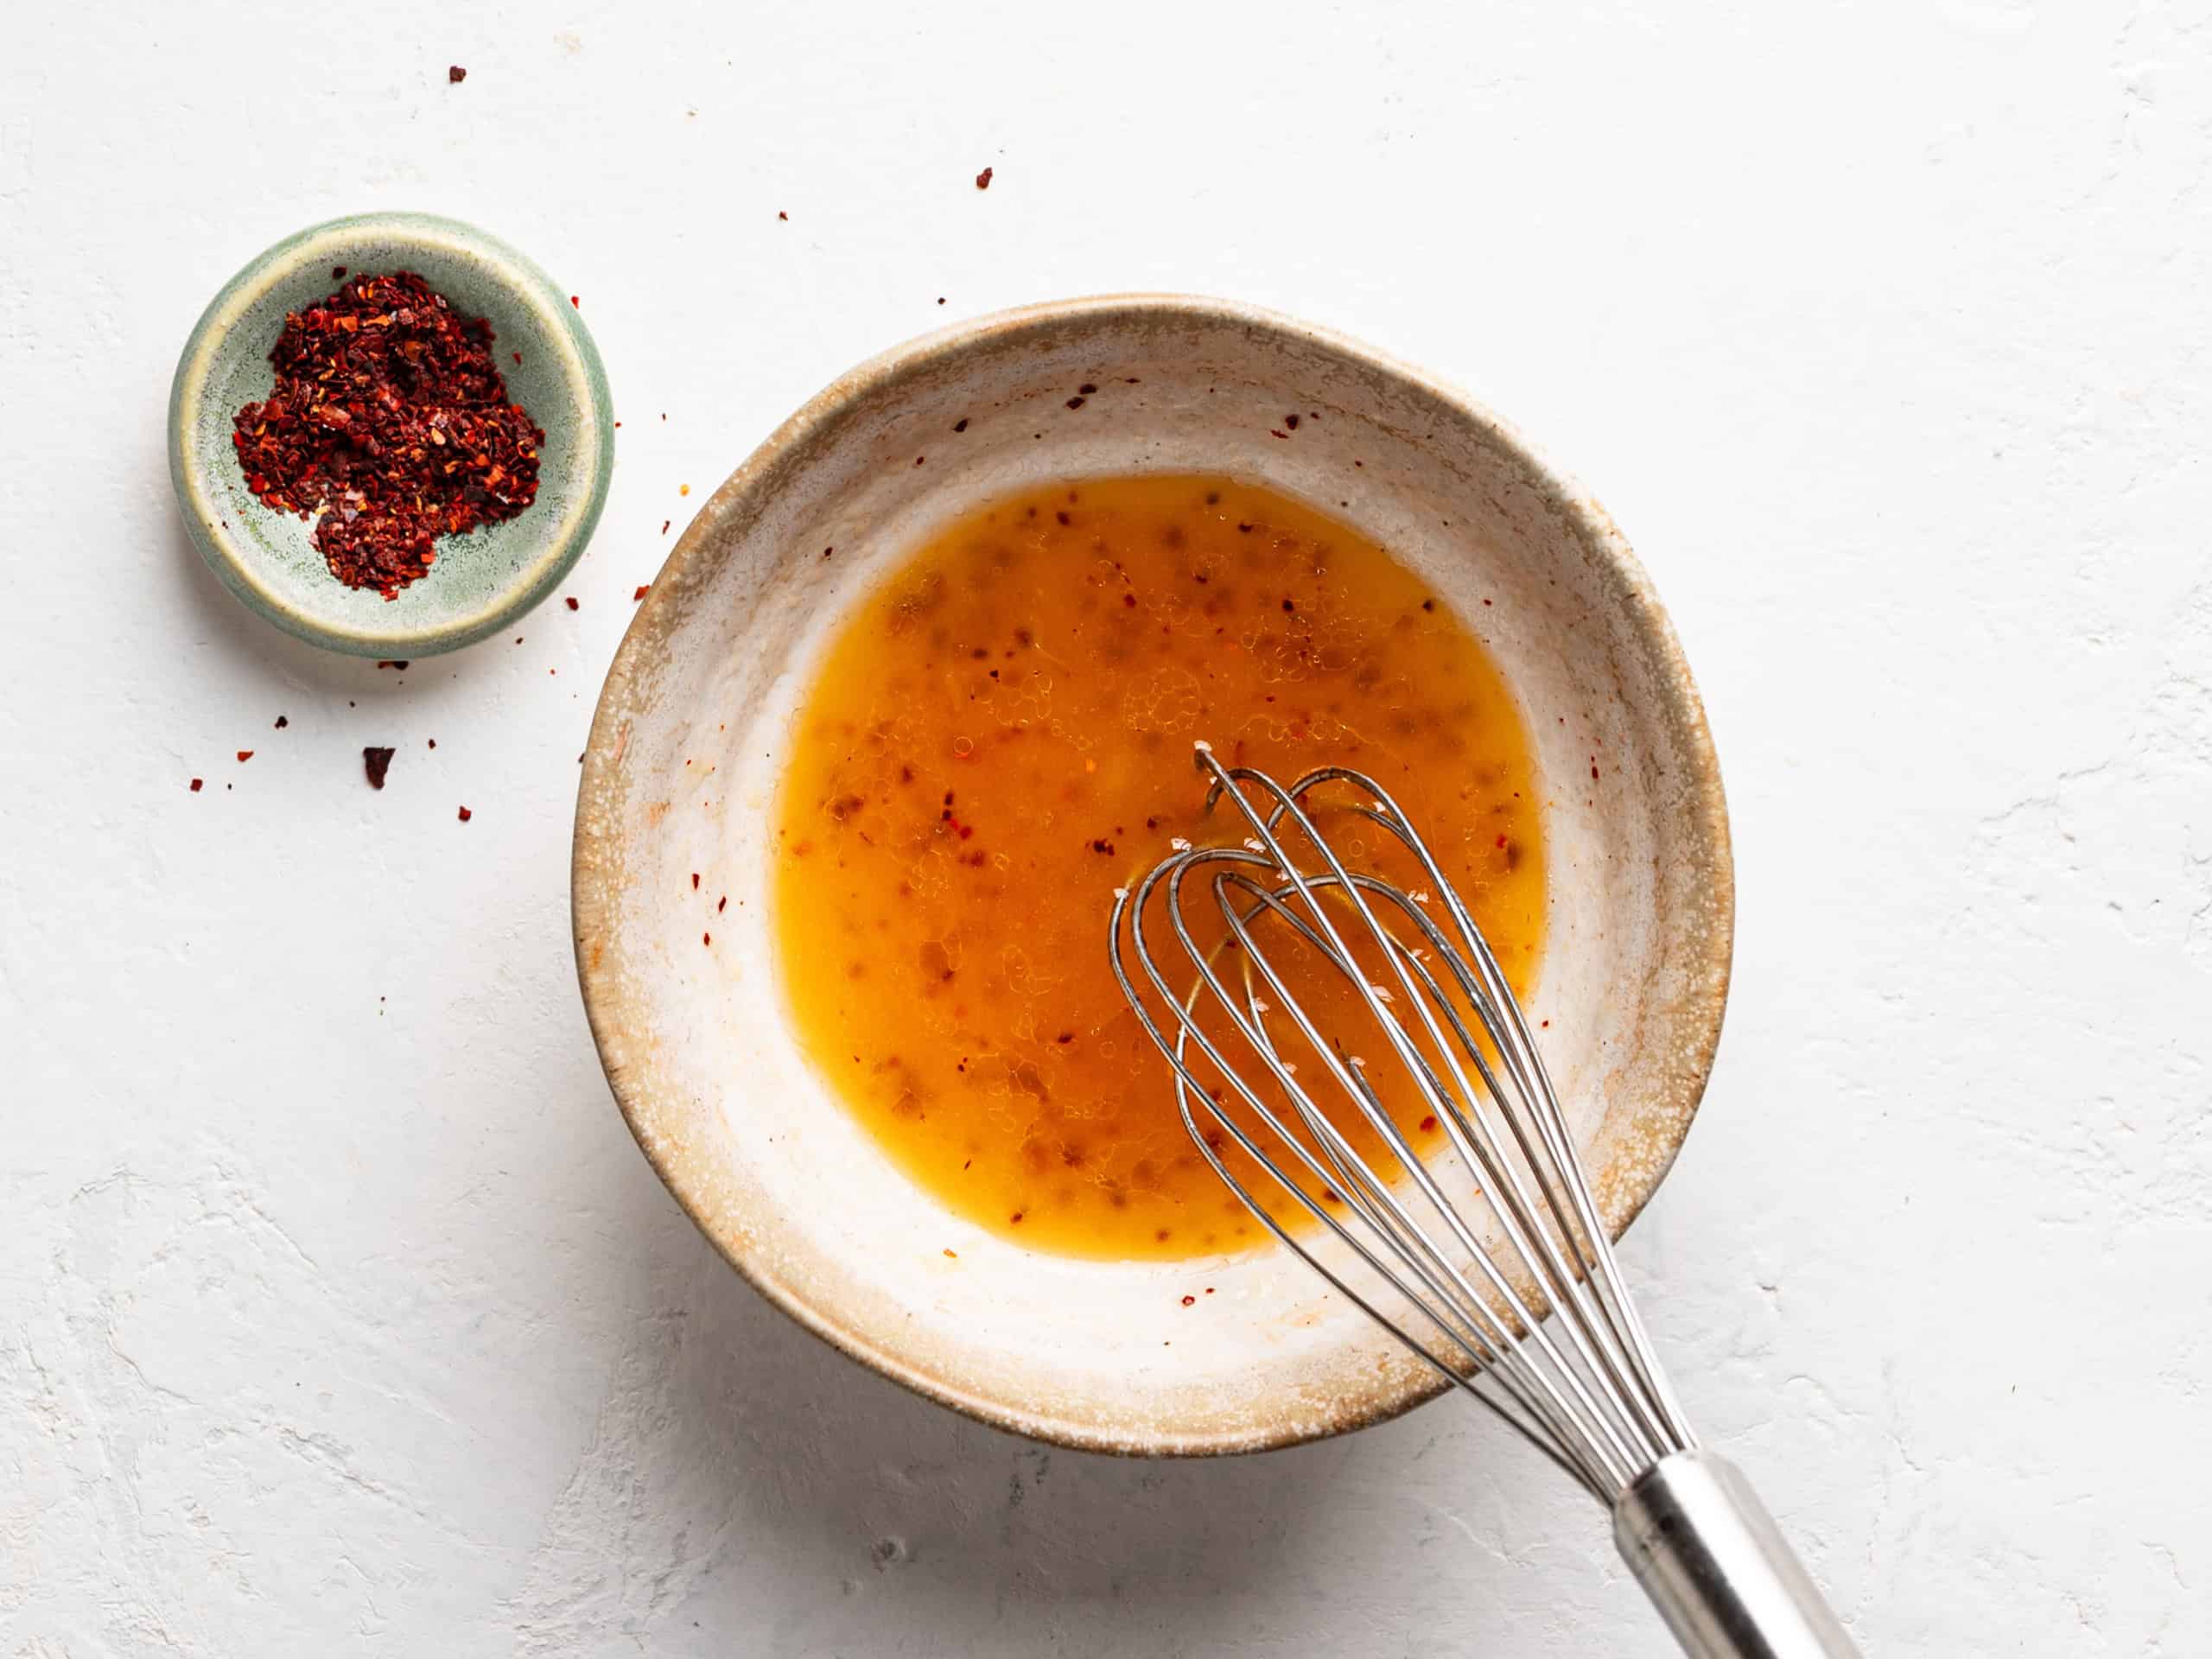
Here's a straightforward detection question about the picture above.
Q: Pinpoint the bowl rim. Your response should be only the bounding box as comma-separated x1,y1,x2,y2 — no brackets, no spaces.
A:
573,292,1735,1456
168,210,614,658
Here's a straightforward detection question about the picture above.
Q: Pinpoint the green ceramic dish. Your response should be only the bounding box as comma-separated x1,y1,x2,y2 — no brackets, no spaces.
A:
168,212,613,657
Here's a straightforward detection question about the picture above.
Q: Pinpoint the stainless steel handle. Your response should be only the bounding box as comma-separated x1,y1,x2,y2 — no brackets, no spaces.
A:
1613,1450,1862,1658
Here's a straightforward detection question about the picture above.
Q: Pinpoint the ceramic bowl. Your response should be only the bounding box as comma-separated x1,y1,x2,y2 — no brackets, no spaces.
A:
573,296,1733,1454
168,212,613,658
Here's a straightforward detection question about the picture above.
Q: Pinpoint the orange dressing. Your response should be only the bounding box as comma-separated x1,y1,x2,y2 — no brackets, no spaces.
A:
772,475,1546,1260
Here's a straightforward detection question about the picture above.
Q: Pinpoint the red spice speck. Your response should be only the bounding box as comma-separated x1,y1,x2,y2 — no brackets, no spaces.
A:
331,266,347,280
633,584,651,601
1592,765,1600,779
189,778,204,792
1496,834,1508,849
660,519,671,535
1180,1295,1195,1306
236,750,253,762
975,166,994,190
691,872,700,889
952,418,969,433
363,747,396,789
377,659,409,671
1065,396,1086,410
448,64,467,83
274,715,289,729
778,211,788,221
569,295,580,308
565,596,579,610
1284,413,1300,430
703,931,711,946
1420,1115,1439,1133
457,805,472,822
717,895,727,912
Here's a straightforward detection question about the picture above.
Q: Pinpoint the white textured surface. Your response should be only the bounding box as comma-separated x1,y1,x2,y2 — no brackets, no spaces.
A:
3,2,2208,1652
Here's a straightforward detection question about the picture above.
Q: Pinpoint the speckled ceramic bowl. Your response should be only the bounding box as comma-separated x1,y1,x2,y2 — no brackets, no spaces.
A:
168,212,613,657
573,296,1733,1454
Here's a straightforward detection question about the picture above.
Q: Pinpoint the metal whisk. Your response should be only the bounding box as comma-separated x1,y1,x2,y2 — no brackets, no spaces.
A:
1109,745,1859,1659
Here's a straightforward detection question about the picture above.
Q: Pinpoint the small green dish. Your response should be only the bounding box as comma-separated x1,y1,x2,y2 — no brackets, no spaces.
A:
169,212,613,658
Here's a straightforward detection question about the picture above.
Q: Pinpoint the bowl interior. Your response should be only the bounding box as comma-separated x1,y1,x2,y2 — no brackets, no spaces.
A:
574,298,1732,1453
169,213,612,657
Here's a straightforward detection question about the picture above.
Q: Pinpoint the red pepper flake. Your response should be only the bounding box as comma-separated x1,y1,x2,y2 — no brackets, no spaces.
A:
1592,765,1600,779
274,715,289,729
1496,834,1508,849
660,520,671,535
447,64,467,83
363,746,396,789
428,739,436,748
457,804,472,822
1078,383,1097,395
331,266,347,280
1065,397,1086,410
189,778,204,792
823,546,834,558
1269,429,1290,440
236,750,254,762
778,210,788,220
564,596,579,610
975,166,994,190
1205,1287,1215,1294
1009,1210,1024,1224
1420,1115,1439,1133
717,895,727,912
377,659,409,671
570,295,580,308
952,417,969,433
231,272,544,600
1180,1294,1195,1306
691,872,701,889
702,931,712,946
1284,413,1300,430
633,584,651,601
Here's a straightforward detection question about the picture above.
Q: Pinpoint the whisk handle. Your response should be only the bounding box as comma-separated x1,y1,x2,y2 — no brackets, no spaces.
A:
1613,1451,1861,1658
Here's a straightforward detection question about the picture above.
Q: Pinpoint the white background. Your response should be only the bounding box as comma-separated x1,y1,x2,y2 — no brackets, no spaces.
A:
4,2,2209,1653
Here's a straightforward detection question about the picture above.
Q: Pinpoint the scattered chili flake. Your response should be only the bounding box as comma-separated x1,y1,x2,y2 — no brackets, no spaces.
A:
274,715,289,728
428,739,436,748
1592,765,1600,779
660,520,671,535
1269,429,1290,440
703,931,712,946
1180,1294,1195,1306
565,596,579,610
975,166,994,189
448,64,467,83
633,584,651,601
457,804,472,822
1496,834,1508,849
570,295,580,308
363,746,396,789
691,872,701,889
1421,598,1435,613
1065,397,1086,410
189,778,204,792
331,266,347,280
236,750,253,763
778,211,788,220
1420,1115,1439,1133
377,659,409,671
232,272,544,599
717,895,727,912
952,417,969,433
1284,413,1300,430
